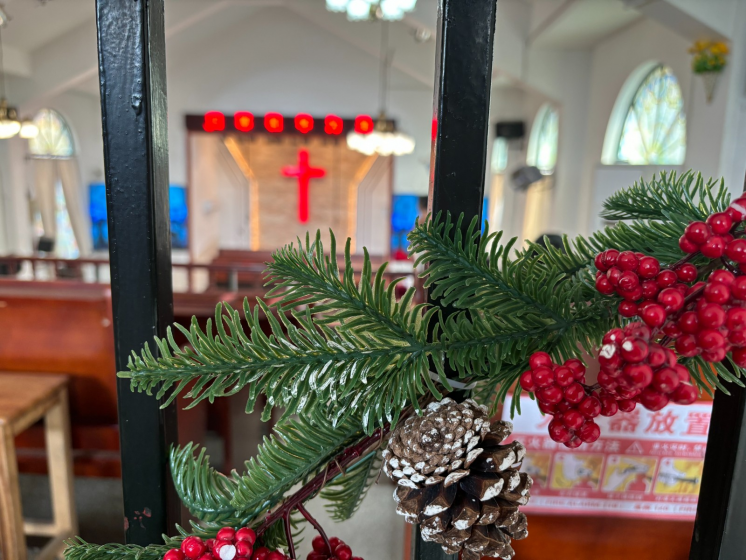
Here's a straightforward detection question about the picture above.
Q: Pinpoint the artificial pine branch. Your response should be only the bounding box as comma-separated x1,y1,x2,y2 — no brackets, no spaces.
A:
320,450,382,521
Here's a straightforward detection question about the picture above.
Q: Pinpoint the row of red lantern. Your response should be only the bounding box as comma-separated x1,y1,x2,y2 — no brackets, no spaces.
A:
202,112,375,135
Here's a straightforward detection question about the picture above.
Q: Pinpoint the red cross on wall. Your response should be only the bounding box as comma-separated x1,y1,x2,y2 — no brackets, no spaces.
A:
281,149,326,223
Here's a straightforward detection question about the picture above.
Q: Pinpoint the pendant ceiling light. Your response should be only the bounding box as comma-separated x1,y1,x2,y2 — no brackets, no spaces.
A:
0,24,38,140
326,0,417,22
346,22,415,157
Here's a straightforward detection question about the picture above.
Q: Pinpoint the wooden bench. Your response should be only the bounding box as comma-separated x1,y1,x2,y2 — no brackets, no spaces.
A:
0,373,77,560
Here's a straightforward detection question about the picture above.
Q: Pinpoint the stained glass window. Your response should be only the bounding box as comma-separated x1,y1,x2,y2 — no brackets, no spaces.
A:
527,105,559,175
616,66,686,165
29,109,75,158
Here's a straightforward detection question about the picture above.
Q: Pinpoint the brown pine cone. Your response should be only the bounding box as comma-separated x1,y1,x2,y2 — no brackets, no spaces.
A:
384,397,530,560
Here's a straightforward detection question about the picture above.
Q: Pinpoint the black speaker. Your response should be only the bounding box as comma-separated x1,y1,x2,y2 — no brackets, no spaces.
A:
37,236,55,253
495,121,525,139
511,166,544,191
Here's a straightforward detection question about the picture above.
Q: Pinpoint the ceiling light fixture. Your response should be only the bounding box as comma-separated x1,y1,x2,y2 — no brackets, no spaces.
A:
0,25,37,139
346,22,415,157
326,0,417,22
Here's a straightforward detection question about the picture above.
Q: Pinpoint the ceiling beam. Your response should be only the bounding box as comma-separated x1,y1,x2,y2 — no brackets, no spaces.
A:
527,0,578,45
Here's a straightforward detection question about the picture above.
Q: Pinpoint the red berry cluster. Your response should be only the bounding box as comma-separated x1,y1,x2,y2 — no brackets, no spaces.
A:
594,249,698,320
164,528,285,560
519,353,604,448
598,323,697,412
660,270,746,366
678,212,737,258
308,536,362,560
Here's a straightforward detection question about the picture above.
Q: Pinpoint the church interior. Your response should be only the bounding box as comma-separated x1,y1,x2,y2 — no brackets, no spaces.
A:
1,0,745,559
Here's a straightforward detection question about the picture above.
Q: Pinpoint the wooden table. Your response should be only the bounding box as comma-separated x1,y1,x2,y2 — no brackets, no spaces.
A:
0,373,77,560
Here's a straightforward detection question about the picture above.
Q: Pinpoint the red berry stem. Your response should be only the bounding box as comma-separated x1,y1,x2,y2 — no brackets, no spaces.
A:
296,503,332,558
282,513,295,560
721,257,742,276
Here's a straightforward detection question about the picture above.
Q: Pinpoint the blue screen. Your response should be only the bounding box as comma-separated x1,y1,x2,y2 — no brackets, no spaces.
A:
90,184,189,250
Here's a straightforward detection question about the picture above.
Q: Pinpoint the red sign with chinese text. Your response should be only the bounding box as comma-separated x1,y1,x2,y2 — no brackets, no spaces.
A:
503,395,710,520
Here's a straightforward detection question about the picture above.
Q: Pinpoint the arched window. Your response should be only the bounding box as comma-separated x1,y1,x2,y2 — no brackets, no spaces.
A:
527,104,559,175
29,109,75,158
603,64,686,165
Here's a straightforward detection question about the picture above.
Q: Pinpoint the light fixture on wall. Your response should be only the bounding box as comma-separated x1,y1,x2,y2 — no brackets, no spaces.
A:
0,25,37,139
347,22,415,156
326,0,417,21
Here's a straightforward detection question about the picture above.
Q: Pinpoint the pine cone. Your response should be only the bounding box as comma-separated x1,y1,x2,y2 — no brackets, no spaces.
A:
384,398,530,560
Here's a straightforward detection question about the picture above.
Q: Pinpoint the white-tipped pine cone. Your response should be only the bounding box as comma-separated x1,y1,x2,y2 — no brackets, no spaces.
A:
383,397,531,560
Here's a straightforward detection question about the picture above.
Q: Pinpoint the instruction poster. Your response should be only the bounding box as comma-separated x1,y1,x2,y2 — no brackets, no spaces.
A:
502,395,711,520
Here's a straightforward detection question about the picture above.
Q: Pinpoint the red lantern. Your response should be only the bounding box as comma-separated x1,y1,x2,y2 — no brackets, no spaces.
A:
203,111,225,132
234,112,254,132
294,113,314,134
324,115,343,135
354,115,374,134
264,113,284,133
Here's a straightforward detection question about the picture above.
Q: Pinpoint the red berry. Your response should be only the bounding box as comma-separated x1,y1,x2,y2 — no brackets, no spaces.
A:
656,270,678,288
658,288,684,312
675,334,699,357
702,348,727,363
671,384,698,405
564,383,586,405
205,540,217,552
620,337,649,362
618,398,636,412
732,347,746,367
726,238,746,263
538,401,557,414
529,352,553,370
604,249,620,267
662,321,682,339
308,554,328,560
578,396,602,419
561,410,585,430
577,421,601,443
637,256,660,278
646,345,667,368
679,235,699,253
676,312,699,335
705,282,731,304
217,528,236,543
708,212,733,234
617,251,639,271
564,358,586,380
165,550,185,560
329,538,342,551
564,436,583,449
199,555,213,560
236,542,252,558
685,221,712,244
618,270,640,292
519,371,536,392
595,252,608,271
641,304,667,327
618,301,638,318
698,303,726,329
641,280,659,299
267,553,286,560
603,328,625,345
182,538,207,560
730,330,746,347
236,529,257,545
622,286,643,301
651,368,680,394
624,323,651,340
547,419,571,442
698,329,726,351
214,542,237,560
607,267,622,287
334,545,353,560
312,536,330,555
538,386,564,404
701,236,726,258
727,307,746,331
532,366,554,387
676,263,698,282
710,270,735,286
640,389,669,411
625,363,654,388
600,396,619,416
554,366,575,387
352,557,364,560
596,275,615,295
251,548,269,560
688,281,706,296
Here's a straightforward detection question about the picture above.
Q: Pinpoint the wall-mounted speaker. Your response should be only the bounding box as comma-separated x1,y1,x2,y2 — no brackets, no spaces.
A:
495,121,525,140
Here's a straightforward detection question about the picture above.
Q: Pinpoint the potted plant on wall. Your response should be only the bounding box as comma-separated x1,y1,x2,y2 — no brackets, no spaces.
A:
689,40,729,103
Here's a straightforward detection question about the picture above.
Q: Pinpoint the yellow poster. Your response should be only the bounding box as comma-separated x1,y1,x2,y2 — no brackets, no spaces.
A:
654,458,703,495
550,453,604,490
602,455,658,492
522,452,552,488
